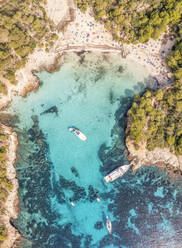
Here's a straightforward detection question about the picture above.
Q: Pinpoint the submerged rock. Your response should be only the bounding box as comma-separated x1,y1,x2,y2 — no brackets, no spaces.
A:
118,65,124,73
88,185,99,202
109,89,114,104
94,221,103,230
0,113,20,126
71,167,79,178
59,175,86,201
40,106,58,116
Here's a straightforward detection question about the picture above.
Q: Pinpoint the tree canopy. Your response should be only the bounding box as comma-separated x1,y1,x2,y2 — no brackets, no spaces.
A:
0,0,58,242
0,0,58,92
0,127,13,245
127,78,182,155
166,39,182,80
127,19,182,156
74,0,182,43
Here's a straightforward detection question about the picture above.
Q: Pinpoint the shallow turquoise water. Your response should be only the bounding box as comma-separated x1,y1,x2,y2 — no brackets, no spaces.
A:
4,52,182,248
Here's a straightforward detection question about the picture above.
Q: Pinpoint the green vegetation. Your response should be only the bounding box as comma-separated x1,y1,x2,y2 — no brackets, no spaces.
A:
123,9,182,155
0,0,58,92
0,81,7,95
0,0,59,242
0,0,180,243
0,128,13,244
127,79,182,155
0,225,7,241
166,39,182,80
127,22,182,155
74,0,182,43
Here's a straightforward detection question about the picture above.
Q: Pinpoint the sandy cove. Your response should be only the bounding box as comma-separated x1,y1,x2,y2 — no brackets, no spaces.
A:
0,0,175,110
0,0,177,246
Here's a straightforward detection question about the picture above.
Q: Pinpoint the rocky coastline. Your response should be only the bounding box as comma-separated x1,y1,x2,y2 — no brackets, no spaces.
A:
0,126,21,248
0,0,177,246
126,136,182,178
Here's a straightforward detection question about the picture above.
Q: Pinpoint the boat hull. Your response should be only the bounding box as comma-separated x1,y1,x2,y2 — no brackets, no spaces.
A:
104,164,130,182
69,127,87,141
106,216,112,234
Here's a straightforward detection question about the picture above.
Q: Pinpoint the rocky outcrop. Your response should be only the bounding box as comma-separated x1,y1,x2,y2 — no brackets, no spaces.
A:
126,138,182,177
0,126,21,248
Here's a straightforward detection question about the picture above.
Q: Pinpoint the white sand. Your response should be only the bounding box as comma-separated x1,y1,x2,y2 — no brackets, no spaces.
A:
0,0,174,109
45,0,70,25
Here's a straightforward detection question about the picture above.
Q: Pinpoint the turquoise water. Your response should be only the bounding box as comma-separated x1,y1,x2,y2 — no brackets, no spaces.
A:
4,52,182,247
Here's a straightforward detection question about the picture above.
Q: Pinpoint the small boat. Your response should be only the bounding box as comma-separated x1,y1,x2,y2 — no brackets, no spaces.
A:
96,197,100,202
104,164,130,182
70,201,75,206
69,127,87,141
106,216,112,234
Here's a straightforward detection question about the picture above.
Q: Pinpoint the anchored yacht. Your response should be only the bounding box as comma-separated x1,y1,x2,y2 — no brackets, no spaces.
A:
69,127,87,141
106,216,112,234
104,164,130,182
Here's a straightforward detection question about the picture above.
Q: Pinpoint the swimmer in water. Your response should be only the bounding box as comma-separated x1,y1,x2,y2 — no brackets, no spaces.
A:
69,199,75,206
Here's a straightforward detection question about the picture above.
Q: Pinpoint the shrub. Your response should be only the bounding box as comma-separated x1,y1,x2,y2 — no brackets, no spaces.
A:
0,225,7,241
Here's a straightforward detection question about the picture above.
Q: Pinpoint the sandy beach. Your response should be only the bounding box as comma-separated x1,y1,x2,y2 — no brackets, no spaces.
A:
0,0,174,110
0,0,176,246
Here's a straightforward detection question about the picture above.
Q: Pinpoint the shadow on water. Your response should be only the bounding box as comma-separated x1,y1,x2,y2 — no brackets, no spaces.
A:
40,106,58,116
98,80,146,175
97,79,182,248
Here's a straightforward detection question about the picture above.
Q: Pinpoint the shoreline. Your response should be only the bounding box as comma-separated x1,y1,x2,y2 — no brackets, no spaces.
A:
0,126,21,248
0,0,174,110
126,139,182,178
0,37,173,110
0,0,177,246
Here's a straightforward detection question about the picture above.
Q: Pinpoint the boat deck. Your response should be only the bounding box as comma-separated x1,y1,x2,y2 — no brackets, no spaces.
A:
104,164,130,182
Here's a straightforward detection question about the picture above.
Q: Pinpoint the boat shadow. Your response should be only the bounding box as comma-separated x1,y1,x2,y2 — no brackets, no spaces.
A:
68,125,79,130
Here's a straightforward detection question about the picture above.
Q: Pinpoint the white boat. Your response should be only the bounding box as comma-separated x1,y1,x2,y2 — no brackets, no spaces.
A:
69,127,87,141
106,216,112,234
104,164,130,182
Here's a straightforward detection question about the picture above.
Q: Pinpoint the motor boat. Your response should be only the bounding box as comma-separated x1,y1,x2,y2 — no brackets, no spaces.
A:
104,164,130,182
69,127,87,141
106,216,112,234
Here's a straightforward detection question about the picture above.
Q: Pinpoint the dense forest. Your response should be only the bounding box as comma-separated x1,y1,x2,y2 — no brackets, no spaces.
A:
127,79,182,155
0,0,58,94
166,39,182,80
127,23,182,155
74,0,182,43
74,0,182,155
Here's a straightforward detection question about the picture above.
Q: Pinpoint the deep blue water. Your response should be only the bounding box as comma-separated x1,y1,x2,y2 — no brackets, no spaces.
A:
3,52,182,248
